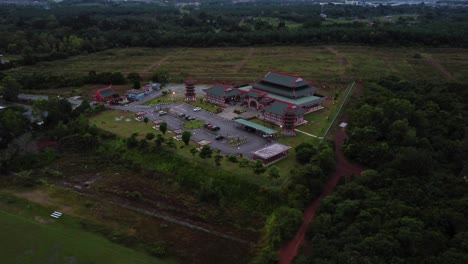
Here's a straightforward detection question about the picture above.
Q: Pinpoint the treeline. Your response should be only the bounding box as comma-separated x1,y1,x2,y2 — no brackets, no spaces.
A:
297,77,468,263
0,2,466,68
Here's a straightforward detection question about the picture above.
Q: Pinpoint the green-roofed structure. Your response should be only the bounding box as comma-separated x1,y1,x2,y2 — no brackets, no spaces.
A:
203,84,241,106
234,118,278,135
203,71,325,135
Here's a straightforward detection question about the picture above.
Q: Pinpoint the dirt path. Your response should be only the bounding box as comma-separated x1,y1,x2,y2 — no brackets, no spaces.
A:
325,46,348,66
142,55,171,73
425,57,455,81
234,47,255,73
279,85,364,264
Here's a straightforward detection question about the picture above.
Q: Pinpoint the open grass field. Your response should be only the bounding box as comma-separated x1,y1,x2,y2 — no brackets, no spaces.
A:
8,46,468,84
0,193,171,264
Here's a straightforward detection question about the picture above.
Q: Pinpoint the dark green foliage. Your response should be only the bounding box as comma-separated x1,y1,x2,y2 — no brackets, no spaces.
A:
145,133,154,141
159,122,167,135
227,155,238,163
165,138,176,149
253,206,303,263
214,154,223,166
295,143,317,165
0,76,20,101
154,134,165,147
126,134,138,149
143,117,148,125
252,160,267,174
308,78,468,263
182,131,191,145
199,145,212,159
189,147,197,156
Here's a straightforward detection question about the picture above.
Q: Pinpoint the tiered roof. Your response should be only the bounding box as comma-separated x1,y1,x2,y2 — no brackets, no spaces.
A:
262,101,306,116
253,70,316,98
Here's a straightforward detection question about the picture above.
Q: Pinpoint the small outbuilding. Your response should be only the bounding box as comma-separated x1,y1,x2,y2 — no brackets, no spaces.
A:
251,143,291,165
94,86,115,102
126,89,146,101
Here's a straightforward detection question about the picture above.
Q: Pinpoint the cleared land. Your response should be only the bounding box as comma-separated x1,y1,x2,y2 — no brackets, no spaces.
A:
9,46,468,83
0,194,172,264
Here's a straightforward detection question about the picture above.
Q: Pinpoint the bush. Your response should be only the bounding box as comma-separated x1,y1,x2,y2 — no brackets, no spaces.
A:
227,155,238,163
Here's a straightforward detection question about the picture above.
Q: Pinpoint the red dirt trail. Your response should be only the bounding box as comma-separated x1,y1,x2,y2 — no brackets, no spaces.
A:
279,85,364,263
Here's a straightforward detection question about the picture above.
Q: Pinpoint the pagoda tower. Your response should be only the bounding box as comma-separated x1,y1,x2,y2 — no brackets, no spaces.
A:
282,105,296,136
184,78,196,102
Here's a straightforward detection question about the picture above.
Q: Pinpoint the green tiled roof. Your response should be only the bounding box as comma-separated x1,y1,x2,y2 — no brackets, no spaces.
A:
262,71,309,88
204,85,239,97
99,88,114,98
265,93,323,106
253,82,315,98
263,101,306,116
234,118,277,134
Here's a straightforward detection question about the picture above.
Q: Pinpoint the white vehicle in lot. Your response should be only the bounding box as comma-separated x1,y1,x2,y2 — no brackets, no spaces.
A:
193,107,202,112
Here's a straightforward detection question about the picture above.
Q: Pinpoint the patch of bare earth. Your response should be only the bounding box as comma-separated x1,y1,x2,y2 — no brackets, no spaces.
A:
425,57,455,81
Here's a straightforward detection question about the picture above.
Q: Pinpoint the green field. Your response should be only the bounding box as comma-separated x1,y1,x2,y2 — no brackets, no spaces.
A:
8,46,467,83
0,198,172,264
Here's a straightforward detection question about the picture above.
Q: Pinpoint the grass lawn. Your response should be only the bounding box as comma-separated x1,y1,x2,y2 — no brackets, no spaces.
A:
0,193,172,264
188,100,222,113
184,120,205,129
90,110,158,138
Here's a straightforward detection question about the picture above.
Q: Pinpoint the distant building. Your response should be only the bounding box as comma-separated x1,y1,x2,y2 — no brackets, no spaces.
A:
94,86,116,103
126,89,146,101
204,70,324,130
204,84,242,106
251,143,292,165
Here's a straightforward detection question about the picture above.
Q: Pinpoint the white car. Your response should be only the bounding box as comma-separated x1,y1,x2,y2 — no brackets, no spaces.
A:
193,107,202,112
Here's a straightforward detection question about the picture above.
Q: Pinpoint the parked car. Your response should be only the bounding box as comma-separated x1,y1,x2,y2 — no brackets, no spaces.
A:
189,116,196,120
215,135,224,140
179,113,186,118
193,107,202,112
204,123,211,128
185,115,192,120
158,111,167,116
211,126,220,131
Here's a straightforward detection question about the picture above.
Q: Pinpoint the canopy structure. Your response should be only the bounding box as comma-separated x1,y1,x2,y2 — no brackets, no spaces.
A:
234,118,277,135
251,143,292,165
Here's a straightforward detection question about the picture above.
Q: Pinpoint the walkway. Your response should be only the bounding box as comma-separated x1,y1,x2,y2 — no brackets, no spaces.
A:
294,129,322,138
279,82,364,264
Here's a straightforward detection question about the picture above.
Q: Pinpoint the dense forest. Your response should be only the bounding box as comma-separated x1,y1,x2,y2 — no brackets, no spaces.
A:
298,78,468,263
0,1,467,69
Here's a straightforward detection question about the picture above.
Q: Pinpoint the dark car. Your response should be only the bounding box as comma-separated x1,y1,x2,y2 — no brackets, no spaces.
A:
211,126,220,131
185,115,191,120
189,116,196,121
215,135,224,140
204,123,211,128
179,113,186,118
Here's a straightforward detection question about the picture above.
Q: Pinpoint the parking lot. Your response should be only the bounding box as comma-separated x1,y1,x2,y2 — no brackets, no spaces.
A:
108,102,272,157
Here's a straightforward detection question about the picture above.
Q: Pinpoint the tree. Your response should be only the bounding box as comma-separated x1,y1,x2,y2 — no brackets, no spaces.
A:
152,68,170,85
0,76,21,101
127,72,141,83
263,207,303,248
214,154,223,166
143,117,149,125
145,132,155,141
268,166,280,179
166,138,176,148
295,143,317,164
190,147,198,156
253,160,267,174
155,134,165,147
159,122,168,134
182,131,191,145
199,145,212,159
133,80,141,90
126,134,138,148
